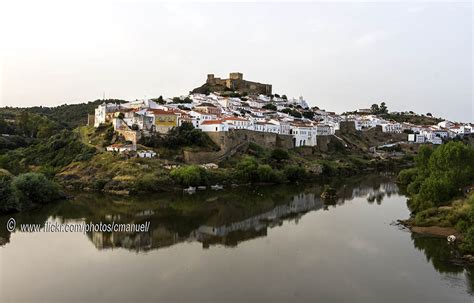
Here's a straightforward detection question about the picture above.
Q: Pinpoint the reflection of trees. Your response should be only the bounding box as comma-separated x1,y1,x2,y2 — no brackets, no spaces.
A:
412,234,474,295
0,174,403,249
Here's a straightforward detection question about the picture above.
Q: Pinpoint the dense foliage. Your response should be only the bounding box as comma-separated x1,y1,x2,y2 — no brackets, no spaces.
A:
0,172,62,213
0,130,96,174
170,165,208,186
398,142,474,212
280,108,302,118
0,111,59,138
0,99,127,130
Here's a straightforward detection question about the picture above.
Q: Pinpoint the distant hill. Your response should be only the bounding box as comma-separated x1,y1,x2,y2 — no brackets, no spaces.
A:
0,99,127,130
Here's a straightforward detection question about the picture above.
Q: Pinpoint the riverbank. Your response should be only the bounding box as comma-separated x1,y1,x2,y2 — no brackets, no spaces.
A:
396,142,474,267
55,148,410,196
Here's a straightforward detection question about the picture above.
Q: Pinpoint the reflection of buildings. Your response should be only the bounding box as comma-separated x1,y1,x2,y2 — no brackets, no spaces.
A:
350,182,399,204
87,192,324,252
76,179,400,253
91,230,154,252
192,193,324,248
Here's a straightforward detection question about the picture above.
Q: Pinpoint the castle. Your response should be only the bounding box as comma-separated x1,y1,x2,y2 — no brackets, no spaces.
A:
206,72,272,95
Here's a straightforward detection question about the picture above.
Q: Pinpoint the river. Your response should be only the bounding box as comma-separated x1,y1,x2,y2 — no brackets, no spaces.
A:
0,174,472,302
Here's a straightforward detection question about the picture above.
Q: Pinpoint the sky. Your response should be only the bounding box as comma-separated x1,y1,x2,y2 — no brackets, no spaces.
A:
0,0,472,122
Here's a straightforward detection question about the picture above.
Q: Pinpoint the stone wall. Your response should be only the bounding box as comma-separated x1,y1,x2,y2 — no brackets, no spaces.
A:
116,129,140,145
183,129,293,164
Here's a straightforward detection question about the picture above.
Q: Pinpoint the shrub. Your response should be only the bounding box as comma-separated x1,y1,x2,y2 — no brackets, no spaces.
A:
284,165,307,182
397,168,418,186
236,156,259,182
0,174,20,213
135,173,159,192
461,226,474,252
271,149,289,161
170,165,207,186
11,173,62,206
257,164,273,182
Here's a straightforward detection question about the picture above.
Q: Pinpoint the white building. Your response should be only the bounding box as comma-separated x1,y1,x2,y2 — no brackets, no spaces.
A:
137,150,157,158
315,124,333,136
199,120,229,132
290,123,317,147
408,134,425,143
381,123,402,133
106,144,137,153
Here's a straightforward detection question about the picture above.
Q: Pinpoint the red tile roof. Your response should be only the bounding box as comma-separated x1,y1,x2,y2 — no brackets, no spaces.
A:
201,120,224,125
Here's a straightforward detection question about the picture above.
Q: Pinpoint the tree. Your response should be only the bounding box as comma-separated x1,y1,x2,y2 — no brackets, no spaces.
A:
302,111,315,120
0,172,20,213
399,141,474,212
282,95,287,100
380,102,388,114
262,104,277,110
370,104,380,114
426,113,432,117
11,173,61,206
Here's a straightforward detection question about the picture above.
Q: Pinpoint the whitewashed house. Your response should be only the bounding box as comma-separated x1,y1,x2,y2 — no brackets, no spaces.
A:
106,144,136,153
290,123,317,147
408,134,425,143
137,150,157,158
381,122,402,133
315,124,333,136
199,120,229,132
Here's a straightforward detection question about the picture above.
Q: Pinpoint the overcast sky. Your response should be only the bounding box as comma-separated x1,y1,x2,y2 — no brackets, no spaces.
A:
0,1,472,122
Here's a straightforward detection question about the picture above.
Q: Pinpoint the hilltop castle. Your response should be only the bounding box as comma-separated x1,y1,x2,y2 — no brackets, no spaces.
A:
192,72,272,95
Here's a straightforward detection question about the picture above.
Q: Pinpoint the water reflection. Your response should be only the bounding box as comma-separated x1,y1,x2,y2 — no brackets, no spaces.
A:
1,174,399,252
412,234,474,295
1,173,473,299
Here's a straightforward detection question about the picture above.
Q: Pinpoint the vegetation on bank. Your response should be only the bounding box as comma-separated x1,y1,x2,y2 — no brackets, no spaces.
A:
0,171,63,214
398,141,474,253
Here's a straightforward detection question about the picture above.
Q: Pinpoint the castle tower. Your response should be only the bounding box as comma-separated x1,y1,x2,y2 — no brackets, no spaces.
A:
229,72,243,80
207,74,216,85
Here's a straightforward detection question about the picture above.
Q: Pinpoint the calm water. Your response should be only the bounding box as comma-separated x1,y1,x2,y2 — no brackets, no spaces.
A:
0,175,473,303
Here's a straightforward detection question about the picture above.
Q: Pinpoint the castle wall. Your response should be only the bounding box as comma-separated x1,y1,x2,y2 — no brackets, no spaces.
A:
183,129,293,164
205,73,272,95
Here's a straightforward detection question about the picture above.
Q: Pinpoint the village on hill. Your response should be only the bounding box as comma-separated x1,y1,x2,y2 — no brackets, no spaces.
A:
90,72,473,157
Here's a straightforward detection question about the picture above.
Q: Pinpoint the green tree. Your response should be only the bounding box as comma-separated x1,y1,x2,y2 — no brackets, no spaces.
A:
0,171,20,213
262,104,277,110
11,173,61,206
370,104,380,114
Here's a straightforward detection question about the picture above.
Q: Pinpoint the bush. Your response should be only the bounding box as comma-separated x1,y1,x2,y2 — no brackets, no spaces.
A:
257,164,273,182
461,226,474,252
170,165,207,186
284,165,307,182
236,156,259,182
0,174,20,213
271,149,289,161
135,173,159,192
397,168,418,186
11,173,62,206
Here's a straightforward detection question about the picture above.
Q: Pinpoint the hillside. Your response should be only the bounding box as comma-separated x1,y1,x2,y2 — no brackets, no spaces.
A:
0,99,127,130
